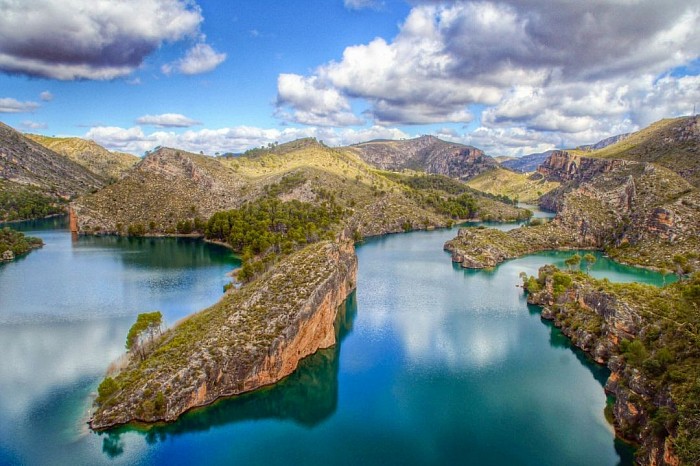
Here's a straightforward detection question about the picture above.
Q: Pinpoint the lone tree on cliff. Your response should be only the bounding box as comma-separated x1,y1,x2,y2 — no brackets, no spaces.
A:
126,311,163,361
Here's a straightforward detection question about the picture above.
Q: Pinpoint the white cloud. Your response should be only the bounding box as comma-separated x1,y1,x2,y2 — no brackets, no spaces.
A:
20,120,48,130
344,0,383,10
0,97,39,113
162,43,226,76
276,74,364,126
0,0,204,80
39,91,53,102
84,124,410,155
277,0,700,150
136,113,201,128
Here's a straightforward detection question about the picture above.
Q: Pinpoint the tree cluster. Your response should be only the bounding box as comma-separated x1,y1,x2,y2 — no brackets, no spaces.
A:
205,197,343,282
0,227,42,259
0,182,64,221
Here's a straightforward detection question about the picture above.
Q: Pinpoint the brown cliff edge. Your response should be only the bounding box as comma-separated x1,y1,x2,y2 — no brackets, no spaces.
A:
90,239,357,430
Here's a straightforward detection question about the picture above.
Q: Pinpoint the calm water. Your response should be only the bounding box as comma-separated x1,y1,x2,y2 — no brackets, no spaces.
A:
0,216,668,465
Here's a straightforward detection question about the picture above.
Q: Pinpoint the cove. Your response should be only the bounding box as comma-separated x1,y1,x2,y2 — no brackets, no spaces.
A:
0,217,669,465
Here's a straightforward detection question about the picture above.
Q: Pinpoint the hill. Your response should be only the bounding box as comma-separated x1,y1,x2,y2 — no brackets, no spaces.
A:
571,116,700,187
466,167,559,203
349,135,497,180
448,150,700,272
74,140,529,238
0,122,107,220
26,134,139,181
500,150,554,173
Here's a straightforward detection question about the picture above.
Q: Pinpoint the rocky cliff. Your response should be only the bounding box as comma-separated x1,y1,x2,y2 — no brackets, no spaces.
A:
90,239,357,429
537,150,631,183
523,266,700,465
351,135,497,180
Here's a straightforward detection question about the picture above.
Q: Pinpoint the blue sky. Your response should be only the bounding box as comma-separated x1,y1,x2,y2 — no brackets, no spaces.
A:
0,0,698,156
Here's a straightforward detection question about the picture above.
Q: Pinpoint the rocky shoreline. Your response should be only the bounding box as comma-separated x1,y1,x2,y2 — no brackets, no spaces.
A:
90,239,357,430
523,265,700,465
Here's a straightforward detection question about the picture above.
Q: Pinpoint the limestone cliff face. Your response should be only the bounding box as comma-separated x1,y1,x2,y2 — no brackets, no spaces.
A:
90,240,357,430
525,269,679,466
537,150,631,183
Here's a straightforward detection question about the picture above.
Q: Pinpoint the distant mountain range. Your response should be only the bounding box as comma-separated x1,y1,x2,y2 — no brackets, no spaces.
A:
350,135,497,180
575,133,631,152
499,151,554,173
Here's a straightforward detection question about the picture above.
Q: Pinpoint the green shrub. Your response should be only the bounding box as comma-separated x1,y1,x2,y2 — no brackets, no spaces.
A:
97,377,120,403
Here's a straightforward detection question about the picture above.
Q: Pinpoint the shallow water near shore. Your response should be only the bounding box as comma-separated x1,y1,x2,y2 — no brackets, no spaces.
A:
0,215,668,465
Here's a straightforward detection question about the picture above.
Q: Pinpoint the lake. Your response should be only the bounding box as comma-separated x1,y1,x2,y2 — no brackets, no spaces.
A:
0,217,667,465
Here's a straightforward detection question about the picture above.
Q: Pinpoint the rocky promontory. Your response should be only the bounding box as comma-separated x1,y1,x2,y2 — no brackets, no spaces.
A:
523,266,700,465
91,239,357,429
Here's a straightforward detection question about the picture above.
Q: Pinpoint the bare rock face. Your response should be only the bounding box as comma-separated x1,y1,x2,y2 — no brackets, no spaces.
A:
90,240,357,430
537,150,630,183
352,135,497,180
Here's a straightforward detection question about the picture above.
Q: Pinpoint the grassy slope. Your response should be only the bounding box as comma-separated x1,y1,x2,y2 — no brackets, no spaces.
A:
466,167,560,202
26,134,139,181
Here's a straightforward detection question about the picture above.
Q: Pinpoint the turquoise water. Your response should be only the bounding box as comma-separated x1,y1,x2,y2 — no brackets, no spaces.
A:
0,217,667,465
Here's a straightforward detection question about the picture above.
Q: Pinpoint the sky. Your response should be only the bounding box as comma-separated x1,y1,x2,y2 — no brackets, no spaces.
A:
0,0,699,157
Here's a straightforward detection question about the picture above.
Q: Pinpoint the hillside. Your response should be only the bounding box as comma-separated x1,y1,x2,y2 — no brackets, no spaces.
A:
0,122,106,197
0,122,107,220
572,116,700,187
500,151,553,173
466,167,559,203
349,135,497,180
447,150,700,272
26,134,139,181
74,139,528,238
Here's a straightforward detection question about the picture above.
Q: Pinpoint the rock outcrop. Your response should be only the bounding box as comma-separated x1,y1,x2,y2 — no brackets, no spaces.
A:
537,150,631,183
523,266,700,465
90,240,357,429
583,116,700,187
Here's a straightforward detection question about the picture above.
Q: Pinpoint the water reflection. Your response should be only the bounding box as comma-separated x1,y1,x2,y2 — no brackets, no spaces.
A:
99,293,357,457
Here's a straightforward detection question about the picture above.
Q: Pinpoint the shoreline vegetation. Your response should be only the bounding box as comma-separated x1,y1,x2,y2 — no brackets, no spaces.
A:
0,227,43,262
522,264,700,466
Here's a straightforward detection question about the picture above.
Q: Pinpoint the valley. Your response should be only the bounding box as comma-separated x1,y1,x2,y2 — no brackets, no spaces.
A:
0,115,698,465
